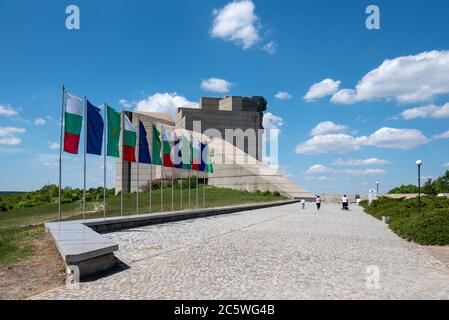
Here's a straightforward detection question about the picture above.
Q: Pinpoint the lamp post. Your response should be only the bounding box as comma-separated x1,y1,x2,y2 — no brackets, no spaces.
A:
376,181,379,195
416,160,423,212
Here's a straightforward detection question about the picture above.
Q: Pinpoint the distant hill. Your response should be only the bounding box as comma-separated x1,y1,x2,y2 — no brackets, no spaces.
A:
0,191,26,195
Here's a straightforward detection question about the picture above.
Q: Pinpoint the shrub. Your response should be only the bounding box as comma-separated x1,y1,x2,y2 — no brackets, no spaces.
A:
360,196,449,245
390,209,449,245
0,200,7,212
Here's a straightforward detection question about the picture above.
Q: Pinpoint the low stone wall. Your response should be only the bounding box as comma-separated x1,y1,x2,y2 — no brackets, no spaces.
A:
47,199,299,279
381,194,424,199
87,199,300,233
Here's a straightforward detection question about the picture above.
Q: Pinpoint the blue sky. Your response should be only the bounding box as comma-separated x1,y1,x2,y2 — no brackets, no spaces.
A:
1,0,449,194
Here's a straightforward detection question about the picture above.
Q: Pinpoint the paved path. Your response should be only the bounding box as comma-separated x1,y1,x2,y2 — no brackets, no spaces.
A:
34,203,449,299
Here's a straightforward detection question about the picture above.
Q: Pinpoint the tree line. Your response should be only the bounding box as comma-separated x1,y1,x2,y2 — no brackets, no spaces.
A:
388,170,449,195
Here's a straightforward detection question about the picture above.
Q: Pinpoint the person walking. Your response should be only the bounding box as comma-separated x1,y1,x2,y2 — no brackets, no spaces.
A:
301,198,306,210
342,195,349,211
315,195,321,211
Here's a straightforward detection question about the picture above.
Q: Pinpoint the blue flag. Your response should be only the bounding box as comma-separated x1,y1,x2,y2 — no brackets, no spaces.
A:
86,100,104,155
173,133,183,169
138,121,151,164
199,143,207,172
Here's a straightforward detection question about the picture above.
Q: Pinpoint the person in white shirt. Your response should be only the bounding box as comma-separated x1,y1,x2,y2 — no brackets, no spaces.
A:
342,195,349,211
315,196,321,211
301,199,306,210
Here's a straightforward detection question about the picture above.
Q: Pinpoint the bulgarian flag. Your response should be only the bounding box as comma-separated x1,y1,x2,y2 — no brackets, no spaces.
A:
63,92,83,154
192,138,201,171
152,125,162,166
162,128,173,167
123,115,136,162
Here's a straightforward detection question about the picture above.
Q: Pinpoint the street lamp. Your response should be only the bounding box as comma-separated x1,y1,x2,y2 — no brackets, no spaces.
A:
416,160,423,212
376,181,379,195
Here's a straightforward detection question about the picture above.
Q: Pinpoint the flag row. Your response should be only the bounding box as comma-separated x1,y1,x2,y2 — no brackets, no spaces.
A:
63,90,213,173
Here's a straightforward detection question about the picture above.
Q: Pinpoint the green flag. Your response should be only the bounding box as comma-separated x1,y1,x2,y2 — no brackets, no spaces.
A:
182,136,191,170
107,106,120,157
205,145,214,174
152,125,162,165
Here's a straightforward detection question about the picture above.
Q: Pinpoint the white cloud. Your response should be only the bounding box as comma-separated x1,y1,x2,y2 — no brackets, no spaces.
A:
210,0,261,49
342,169,386,176
0,127,26,145
0,104,18,117
330,89,357,104
263,112,284,139
331,50,449,104
38,154,58,167
306,164,385,177
444,162,449,167
119,99,135,108
134,92,198,118
399,103,449,120
306,164,331,174
201,78,232,93
262,41,277,54
274,91,292,100
310,121,348,136
0,137,22,145
305,175,331,181
433,130,449,140
263,112,284,129
304,79,341,102
296,134,363,155
332,158,391,166
363,127,429,150
48,142,60,150
296,126,428,155
34,118,46,126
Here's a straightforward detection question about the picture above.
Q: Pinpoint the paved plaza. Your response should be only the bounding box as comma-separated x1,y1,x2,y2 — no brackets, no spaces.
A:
34,203,449,299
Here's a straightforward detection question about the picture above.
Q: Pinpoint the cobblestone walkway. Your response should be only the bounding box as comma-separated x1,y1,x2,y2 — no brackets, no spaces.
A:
34,203,449,299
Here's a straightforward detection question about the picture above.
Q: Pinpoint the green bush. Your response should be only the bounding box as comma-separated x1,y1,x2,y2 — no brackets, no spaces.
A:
360,196,449,245
0,200,7,212
388,184,419,194
389,209,449,245
0,185,117,211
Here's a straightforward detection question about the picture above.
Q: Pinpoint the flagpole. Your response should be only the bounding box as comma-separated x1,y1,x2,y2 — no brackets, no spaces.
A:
136,114,140,215
171,131,174,212
203,144,206,208
161,124,164,212
83,96,87,221
196,135,199,209
58,85,65,222
196,170,199,208
149,121,153,214
180,136,183,210
120,110,124,216
189,133,192,208
103,103,107,219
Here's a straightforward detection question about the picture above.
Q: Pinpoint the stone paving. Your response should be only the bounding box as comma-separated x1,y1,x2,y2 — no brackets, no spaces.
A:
33,203,449,299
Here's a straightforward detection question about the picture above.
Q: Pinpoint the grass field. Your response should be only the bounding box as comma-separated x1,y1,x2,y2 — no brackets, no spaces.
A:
0,186,286,266
360,196,449,245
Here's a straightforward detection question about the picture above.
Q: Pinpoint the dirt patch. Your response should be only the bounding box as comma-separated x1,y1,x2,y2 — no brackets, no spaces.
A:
0,232,66,300
424,245,449,269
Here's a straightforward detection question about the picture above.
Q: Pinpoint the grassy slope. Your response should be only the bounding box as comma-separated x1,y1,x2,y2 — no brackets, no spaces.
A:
360,196,449,245
0,226,44,265
0,186,286,265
